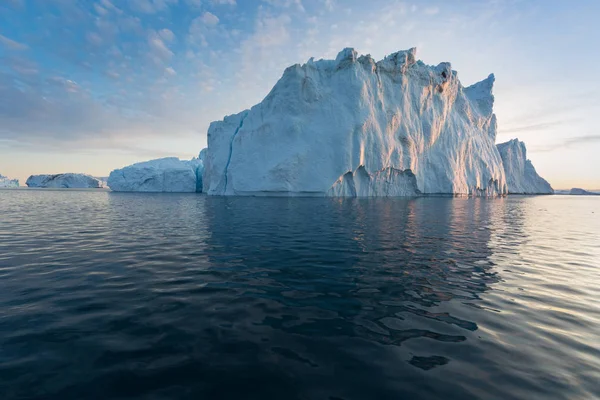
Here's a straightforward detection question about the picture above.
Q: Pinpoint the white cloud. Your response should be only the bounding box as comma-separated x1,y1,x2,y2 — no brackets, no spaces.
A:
130,0,178,14
165,66,177,76
95,0,122,15
200,11,220,26
7,56,38,75
148,31,174,61
94,4,108,15
0,34,28,51
185,0,202,7
47,77,80,93
159,28,175,42
105,70,120,79
262,0,304,12
212,0,236,5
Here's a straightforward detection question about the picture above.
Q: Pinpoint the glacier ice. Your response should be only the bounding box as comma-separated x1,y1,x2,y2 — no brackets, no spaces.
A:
108,153,205,192
26,173,102,188
496,139,553,194
0,174,19,188
95,176,108,188
203,47,507,197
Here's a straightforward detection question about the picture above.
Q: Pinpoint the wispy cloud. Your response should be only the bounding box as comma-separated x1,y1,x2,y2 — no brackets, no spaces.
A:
129,0,178,14
499,120,567,134
532,135,600,152
200,11,220,26
0,34,28,50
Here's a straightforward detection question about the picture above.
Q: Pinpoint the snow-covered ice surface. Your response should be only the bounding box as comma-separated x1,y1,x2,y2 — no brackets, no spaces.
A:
26,174,101,188
0,174,19,188
496,139,553,194
203,48,507,197
108,154,205,192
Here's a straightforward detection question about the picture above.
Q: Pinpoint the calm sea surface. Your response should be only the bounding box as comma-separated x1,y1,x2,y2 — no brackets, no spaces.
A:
0,190,598,400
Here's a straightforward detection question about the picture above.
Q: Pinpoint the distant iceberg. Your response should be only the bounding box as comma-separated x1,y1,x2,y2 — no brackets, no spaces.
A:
108,152,205,192
0,174,19,188
496,139,553,194
203,47,507,196
569,188,599,196
26,173,101,188
95,176,108,188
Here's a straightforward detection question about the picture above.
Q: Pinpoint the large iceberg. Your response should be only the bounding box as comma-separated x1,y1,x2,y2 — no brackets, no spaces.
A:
26,173,102,188
496,139,553,194
203,48,507,196
108,154,205,192
0,174,19,188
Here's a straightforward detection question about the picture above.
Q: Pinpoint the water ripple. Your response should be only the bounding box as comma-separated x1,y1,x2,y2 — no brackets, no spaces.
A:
0,190,598,399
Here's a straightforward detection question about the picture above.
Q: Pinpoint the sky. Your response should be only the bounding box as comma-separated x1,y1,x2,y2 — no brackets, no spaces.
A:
0,0,599,189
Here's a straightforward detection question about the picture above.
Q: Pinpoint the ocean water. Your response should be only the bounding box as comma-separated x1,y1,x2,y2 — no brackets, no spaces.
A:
0,190,598,400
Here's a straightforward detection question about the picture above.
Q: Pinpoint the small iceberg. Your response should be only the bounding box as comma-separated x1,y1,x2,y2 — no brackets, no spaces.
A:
26,173,101,188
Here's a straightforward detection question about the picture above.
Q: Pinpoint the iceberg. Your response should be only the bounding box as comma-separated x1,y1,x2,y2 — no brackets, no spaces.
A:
0,174,19,188
496,139,553,194
95,177,108,188
569,188,599,196
26,173,102,188
108,153,205,192
203,47,507,196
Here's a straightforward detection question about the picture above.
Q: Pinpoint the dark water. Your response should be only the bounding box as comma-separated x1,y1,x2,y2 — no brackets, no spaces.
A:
0,190,599,400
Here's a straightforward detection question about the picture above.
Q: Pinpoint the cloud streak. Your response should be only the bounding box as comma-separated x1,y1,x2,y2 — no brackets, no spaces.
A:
0,34,28,50
531,135,600,152
499,120,567,134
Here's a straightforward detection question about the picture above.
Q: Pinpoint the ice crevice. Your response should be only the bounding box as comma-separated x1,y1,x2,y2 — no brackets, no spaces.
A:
223,111,249,194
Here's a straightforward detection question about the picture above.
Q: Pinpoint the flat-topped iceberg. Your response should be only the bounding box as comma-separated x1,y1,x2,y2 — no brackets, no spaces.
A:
26,173,102,188
496,139,553,194
203,47,507,196
0,174,19,188
108,153,205,192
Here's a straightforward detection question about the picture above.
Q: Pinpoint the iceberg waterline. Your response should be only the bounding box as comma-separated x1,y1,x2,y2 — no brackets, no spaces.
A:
106,47,552,196
26,173,102,188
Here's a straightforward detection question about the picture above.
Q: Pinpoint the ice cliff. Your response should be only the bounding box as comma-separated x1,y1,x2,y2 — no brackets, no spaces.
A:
0,174,19,188
203,47,507,196
496,139,553,194
26,173,102,188
107,153,205,192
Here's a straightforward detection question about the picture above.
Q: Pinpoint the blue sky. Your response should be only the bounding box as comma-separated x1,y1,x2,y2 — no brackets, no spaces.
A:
1,0,599,188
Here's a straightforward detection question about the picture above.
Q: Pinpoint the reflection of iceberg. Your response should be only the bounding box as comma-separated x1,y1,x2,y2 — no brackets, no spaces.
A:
202,196,499,385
